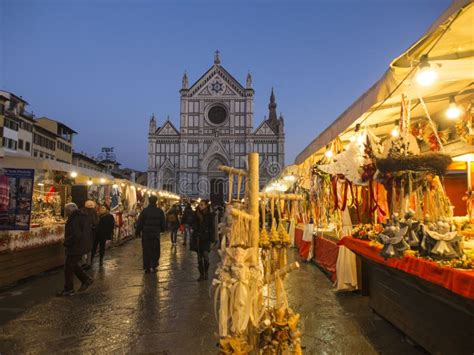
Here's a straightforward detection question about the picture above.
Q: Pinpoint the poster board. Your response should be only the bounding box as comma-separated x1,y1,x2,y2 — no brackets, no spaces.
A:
0,168,35,231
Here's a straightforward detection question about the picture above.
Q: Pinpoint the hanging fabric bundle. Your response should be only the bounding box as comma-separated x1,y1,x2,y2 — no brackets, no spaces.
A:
229,208,252,247
228,174,234,204
288,199,297,248
236,174,243,201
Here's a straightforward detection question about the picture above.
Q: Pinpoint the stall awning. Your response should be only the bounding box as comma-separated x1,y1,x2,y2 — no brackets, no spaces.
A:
0,156,114,182
295,0,474,166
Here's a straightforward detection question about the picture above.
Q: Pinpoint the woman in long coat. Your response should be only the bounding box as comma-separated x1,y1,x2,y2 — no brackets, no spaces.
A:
91,205,115,266
192,200,215,281
136,195,166,273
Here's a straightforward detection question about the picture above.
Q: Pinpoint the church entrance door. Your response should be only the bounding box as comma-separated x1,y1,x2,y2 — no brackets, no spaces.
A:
207,156,227,206
210,178,224,206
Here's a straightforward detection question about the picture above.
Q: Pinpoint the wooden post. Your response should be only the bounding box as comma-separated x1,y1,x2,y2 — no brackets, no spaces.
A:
248,152,259,249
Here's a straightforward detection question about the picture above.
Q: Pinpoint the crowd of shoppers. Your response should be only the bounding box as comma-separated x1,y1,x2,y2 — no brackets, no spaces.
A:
57,197,222,296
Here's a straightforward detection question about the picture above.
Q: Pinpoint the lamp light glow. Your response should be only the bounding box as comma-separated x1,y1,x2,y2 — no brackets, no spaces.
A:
70,171,78,178
325,150,333,159
87,179,93,186
446,96,462,120
391,119,400,138
416,55,437,87
38,182,44,186
100,178,106,184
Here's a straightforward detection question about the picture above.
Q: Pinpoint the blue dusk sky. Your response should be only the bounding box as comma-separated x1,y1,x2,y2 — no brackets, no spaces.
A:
1,0,451,170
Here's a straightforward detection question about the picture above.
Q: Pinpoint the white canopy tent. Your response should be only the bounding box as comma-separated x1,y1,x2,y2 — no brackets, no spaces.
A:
295,0,474,167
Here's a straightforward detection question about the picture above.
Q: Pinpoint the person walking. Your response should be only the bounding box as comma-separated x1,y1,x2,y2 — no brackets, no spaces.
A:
136,195,166,273
90,205,115,267
192,200,215,281
81,200,99,270
166,204,180,246
181,203,194,246
57,203,94,296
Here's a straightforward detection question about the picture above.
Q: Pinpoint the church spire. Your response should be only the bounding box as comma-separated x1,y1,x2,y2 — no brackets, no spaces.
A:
149,113,157,133
268,87,277,121
246,71,252,89
214,50,221,65
182,71,188,89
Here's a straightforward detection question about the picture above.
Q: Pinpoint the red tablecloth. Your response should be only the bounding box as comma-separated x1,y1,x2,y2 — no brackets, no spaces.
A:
340,237,474,300
294,227,311,259
314,236,338,281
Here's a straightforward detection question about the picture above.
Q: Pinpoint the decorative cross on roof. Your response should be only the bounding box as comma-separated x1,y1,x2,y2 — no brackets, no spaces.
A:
214,50,221,65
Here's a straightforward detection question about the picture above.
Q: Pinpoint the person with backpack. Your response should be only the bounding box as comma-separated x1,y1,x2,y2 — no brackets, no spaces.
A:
57,203,94,296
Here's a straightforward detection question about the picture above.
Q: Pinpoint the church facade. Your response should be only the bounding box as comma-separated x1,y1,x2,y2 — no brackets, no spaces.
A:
147,52,285,202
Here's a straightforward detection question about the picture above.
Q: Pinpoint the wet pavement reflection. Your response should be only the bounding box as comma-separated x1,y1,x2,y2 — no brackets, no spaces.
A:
0,235,426,354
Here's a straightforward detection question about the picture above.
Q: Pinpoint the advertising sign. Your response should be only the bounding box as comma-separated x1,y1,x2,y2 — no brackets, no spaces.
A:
0,168,35,230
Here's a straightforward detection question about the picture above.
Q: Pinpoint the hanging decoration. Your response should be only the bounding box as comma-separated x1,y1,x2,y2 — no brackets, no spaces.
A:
455,102,474,144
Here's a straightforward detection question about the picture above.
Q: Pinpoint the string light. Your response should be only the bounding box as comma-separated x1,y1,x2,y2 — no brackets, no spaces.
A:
446,96,462,120
416,55,437,87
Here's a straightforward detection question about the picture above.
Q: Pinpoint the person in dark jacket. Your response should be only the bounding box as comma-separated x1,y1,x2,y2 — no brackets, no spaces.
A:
136,195,166,273
57,203,94,296
81,200,99,269
166,204,180,246
181,203,194,246
192,200,215,281
90,205,115,267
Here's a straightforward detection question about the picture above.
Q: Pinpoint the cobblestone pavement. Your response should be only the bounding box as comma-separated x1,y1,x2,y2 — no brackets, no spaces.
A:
0,234,426,354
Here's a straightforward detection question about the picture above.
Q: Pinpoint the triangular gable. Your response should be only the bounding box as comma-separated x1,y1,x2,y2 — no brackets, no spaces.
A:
156,120,179,136
254,121,277,136
202,139,230,164
159,157,176,170
189,65,245,97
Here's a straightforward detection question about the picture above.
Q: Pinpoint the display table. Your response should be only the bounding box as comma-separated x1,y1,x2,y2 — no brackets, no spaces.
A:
0,225,66,287
313,234,339,281
294,226,311,259
339,237,474,299
340,236,474,354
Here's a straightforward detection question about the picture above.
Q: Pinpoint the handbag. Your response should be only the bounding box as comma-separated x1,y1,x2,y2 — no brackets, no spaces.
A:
190,232,199,252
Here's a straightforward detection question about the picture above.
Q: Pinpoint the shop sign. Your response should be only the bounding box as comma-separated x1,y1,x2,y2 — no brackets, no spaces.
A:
0,168,35,231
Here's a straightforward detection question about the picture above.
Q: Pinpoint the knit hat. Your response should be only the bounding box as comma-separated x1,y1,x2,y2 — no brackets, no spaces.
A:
85,200,96,208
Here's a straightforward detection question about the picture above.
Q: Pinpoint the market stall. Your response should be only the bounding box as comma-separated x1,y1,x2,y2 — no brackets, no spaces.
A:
0,156,180,287
288,0,474,352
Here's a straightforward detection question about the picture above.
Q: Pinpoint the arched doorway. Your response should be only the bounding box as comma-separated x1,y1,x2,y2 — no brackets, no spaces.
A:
162,168,175,192
207,156,226,206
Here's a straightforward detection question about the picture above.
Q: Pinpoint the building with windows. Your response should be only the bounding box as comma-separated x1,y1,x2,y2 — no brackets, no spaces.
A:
32,124,57,160
147,52,285,202
35,117,76,163
72,152,106,172
0,91,35,158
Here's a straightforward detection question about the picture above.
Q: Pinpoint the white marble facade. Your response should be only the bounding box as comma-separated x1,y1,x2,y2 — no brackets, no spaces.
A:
147,52,285,201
